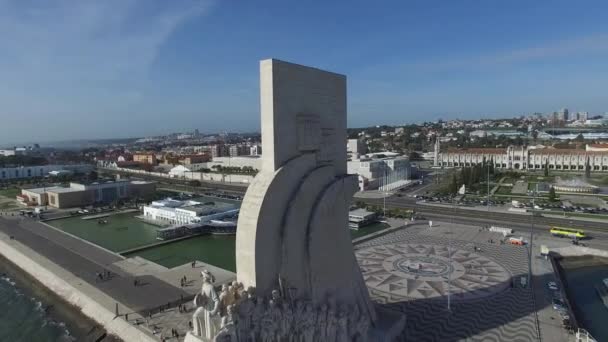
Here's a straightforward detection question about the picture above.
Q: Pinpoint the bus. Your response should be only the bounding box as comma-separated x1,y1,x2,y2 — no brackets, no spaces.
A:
550,227,586,239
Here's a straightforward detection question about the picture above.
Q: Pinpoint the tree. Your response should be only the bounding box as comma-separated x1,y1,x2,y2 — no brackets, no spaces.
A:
543,160,549,177
88,170,98,181
548,187,557,202
585,157,591,178
449,174,458,195
531,130,539,142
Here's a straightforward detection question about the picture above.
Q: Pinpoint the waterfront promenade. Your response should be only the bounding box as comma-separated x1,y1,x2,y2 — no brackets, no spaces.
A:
0,215,235,341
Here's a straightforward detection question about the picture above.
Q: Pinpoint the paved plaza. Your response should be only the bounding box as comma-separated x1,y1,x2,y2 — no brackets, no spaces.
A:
356,222,541,342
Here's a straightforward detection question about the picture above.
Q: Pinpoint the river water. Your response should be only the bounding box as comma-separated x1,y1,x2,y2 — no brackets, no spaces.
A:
0,272,74,342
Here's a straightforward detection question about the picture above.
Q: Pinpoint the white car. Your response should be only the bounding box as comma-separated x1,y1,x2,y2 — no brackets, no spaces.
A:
548,282,559,291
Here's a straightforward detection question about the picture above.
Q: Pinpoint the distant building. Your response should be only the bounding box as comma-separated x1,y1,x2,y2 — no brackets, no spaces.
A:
577,111,588,122
229,145,249,157
209,145,228,158
436,143,608,172
0,164,92,181
348,155,411,191
19,179,155,208
0,149,16,156
249,145,262,156
143,198,236,225
556,108,569,122
133,153,157,165
347,139,367,159
179,154,210,165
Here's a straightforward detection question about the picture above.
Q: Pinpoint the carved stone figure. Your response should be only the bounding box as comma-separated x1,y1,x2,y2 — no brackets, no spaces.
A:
192,270,220,339
336,310,349,342
215,305,237,342
231,281,243,303
280,302,294,341
271,289,282,306
326,308,337,342
300,303,316,342
348,305,360,340
236,290,255,338
250,297,265,341
316,304,328,341
356,315,371,342
261,300,280,342
219,284,236,316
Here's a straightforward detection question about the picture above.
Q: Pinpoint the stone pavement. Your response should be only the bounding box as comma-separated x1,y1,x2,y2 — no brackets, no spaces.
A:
357,222,544,341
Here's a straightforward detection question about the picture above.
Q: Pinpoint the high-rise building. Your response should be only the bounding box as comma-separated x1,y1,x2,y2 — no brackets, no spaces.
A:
229,144,249,157
577,111,588,122
556,108,569,121
249,144,262,156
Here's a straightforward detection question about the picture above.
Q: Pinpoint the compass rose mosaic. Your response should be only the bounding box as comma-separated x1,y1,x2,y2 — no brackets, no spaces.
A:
357,243,511,302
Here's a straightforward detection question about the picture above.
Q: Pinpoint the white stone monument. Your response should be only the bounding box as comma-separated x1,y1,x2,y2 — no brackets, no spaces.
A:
186,59,404,342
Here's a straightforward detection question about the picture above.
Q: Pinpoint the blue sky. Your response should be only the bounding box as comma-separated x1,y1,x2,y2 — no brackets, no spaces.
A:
1,0,608,144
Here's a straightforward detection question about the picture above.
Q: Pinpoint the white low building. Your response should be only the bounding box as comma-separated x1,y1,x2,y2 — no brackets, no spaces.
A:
143,198,237,225
348,155,412,191
0,164,93,181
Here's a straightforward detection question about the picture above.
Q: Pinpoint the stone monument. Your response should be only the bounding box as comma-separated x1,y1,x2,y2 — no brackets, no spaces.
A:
185,59,403,342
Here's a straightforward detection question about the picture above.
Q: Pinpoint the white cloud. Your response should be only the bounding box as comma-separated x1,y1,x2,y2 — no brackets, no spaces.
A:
0,0,212,88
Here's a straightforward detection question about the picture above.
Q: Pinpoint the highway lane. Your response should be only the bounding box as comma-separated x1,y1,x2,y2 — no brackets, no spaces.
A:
361,196,608,232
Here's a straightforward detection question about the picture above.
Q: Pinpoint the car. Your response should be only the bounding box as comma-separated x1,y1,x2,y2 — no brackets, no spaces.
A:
552,298,565,310
548,282,559,291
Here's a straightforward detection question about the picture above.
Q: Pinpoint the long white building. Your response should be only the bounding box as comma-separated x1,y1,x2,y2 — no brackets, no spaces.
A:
435,142,608,172
143,198,237,225
0,164,93,181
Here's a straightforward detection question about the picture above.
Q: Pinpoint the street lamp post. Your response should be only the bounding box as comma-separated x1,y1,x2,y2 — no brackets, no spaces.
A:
487,163,490,212
528,183,537,286
447,196,454,311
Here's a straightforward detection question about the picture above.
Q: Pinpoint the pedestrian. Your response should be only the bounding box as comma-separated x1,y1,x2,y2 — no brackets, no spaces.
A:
125,313,128,321
189,321,193,329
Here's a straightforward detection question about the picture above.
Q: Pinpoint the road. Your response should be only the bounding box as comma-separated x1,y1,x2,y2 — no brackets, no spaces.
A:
362,195,608,233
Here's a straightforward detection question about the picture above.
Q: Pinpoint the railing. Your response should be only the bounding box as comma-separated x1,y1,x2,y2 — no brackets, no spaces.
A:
575,328,596,342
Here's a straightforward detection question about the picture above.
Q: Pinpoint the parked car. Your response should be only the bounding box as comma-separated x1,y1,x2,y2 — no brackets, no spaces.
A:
552,298,565,310
548,282,559,291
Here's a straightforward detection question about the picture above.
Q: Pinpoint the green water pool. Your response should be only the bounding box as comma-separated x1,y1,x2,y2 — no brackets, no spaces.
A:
49,209,388,272
125,235,237,271
48,213,159,252
350,222,390,239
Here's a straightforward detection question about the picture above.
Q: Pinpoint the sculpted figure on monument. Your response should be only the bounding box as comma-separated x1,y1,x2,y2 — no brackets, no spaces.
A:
348,305,360,340
280,301,294,341
336,310,349,342
326,308,338,342
356,314,371,342
215,305,237,342
219,284,236,316
236,290,255,339
316,304,328,341
261,299,280,342
300,303,316,342
192,270,220,339
250,296,265,341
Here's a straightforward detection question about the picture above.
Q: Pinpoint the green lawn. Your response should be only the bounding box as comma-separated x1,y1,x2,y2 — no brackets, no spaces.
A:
0,188,20,198
495,186,513,195
0,201,19,210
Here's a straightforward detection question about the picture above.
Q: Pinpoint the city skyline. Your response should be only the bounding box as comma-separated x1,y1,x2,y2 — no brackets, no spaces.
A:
1,0,608,144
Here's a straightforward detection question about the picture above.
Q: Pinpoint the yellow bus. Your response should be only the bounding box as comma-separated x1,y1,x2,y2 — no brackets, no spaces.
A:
550,227,586,239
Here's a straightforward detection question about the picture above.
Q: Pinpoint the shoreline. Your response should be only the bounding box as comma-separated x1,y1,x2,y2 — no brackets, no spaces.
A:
0,224,159,342
0,253,122,342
